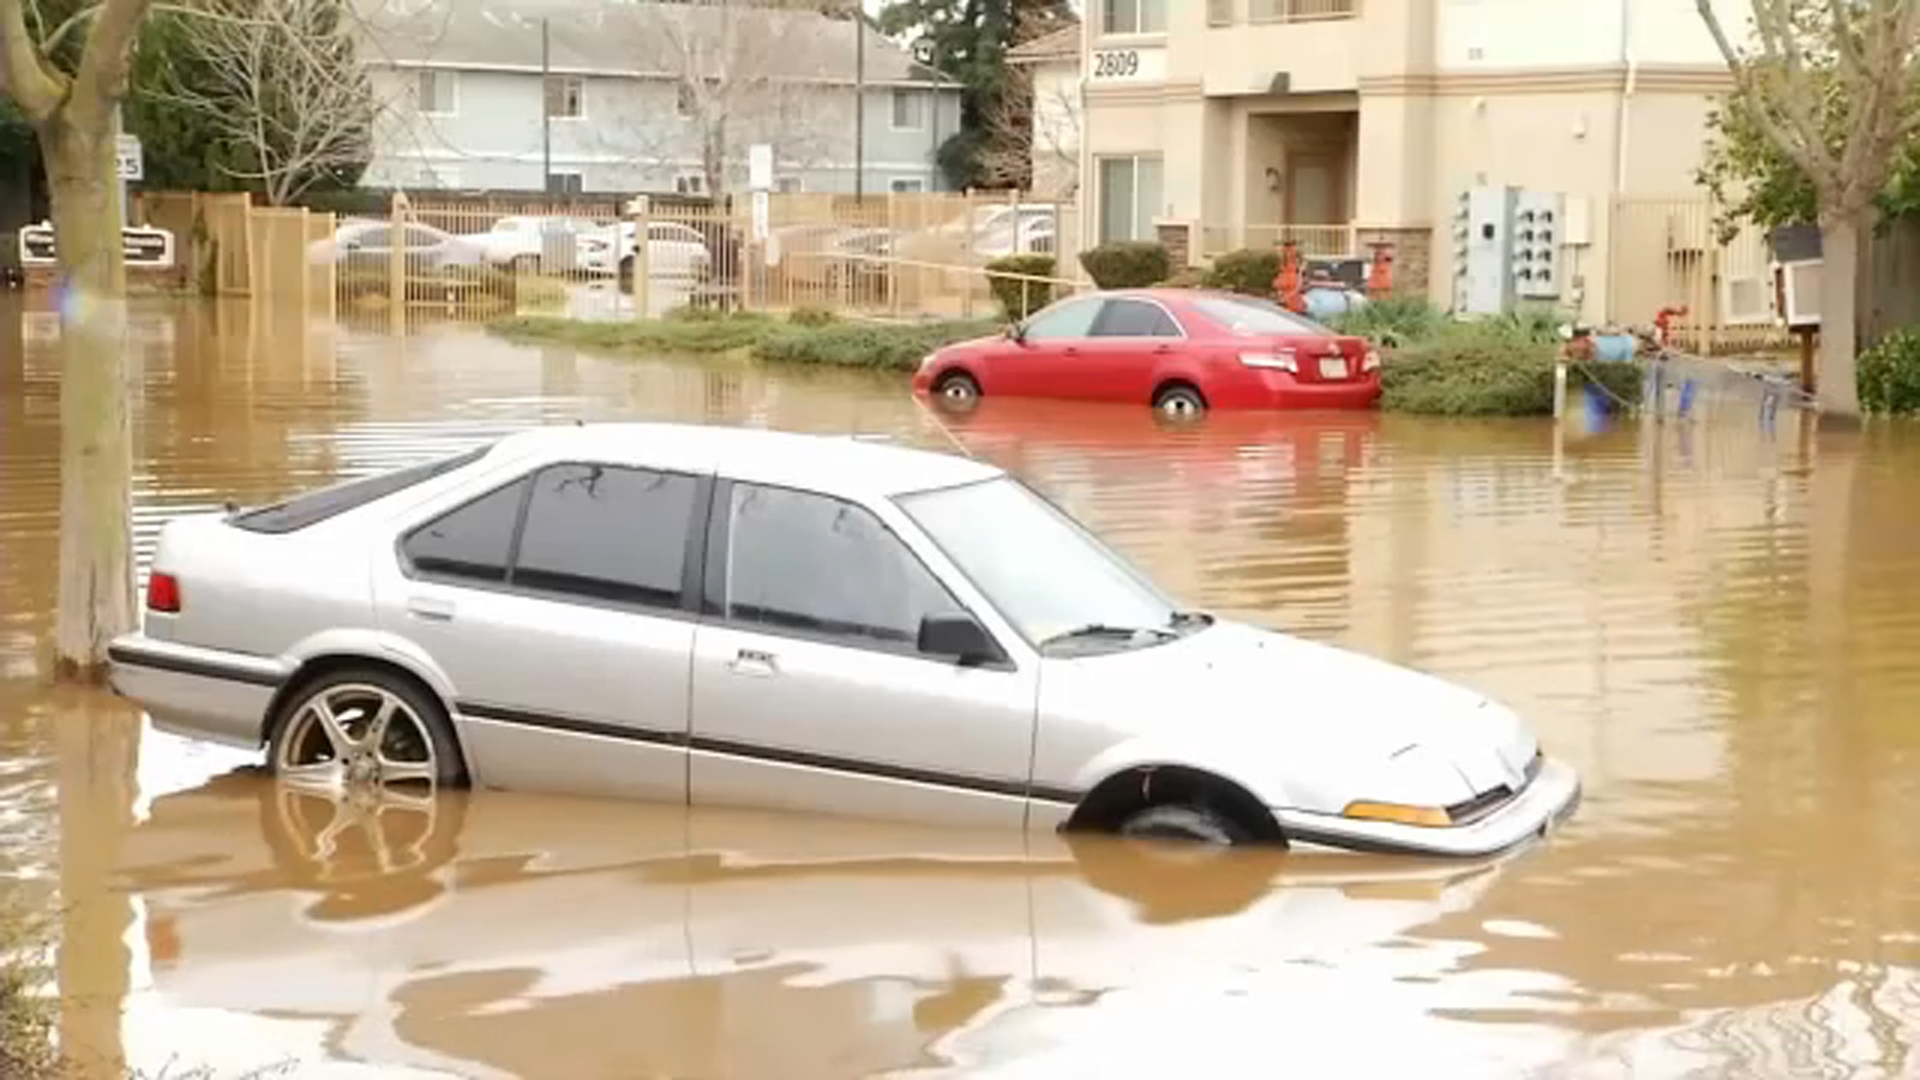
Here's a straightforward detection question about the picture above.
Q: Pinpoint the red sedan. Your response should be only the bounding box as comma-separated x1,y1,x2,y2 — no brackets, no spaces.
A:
911,288,1381,418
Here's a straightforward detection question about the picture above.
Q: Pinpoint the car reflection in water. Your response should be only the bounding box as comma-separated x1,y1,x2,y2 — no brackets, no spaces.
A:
114,767,1515,1080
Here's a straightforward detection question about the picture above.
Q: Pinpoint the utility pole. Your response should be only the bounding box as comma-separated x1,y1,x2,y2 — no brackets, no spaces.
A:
541,16,552,200
854,5,866,202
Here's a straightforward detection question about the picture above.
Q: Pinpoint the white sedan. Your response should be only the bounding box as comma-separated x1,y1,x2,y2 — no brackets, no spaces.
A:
105,423,1579,857
579,220,713,282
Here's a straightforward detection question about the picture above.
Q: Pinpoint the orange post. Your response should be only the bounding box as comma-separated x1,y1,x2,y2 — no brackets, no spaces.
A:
1274,241,1304,313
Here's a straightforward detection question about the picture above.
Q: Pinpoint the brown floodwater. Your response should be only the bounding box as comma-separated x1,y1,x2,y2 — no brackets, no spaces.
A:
4,296,1920,1078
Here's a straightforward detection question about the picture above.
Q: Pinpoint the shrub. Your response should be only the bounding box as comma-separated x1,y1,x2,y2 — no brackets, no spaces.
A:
1381,337,1643,416
1161,266,1209,289
1078,242,1171,289
788,305,839,328
752,319,999,372
1858,327,1920,414
1328,294,1444,347
1,901,54,1080
984,254,1057,319
1203,248,1280,297
491,312,775,353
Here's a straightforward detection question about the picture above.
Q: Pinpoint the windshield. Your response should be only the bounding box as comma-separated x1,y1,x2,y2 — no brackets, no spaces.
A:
1191,295,1333,337
895,476,1181,649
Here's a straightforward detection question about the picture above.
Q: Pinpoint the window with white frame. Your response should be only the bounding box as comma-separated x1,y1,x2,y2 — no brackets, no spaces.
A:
889,177,926,194
890,89,926,131
545,75,584,120
675,173,708,195
1097,155,1163,244
417,69,457,116
547,171,584,195
1103,0,1167,34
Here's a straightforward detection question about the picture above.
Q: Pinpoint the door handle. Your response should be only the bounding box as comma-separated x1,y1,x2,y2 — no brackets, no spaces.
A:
728,648,778,677
406,596,455,622
1153,344,1174,354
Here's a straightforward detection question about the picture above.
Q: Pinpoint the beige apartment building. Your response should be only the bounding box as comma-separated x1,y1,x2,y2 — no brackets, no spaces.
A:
1076,0,1747,323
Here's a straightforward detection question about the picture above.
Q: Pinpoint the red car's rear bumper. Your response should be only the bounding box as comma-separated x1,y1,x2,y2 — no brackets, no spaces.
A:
1238,372,1381,410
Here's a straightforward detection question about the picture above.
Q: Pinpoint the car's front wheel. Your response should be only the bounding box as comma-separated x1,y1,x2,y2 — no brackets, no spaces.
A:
1117,802,1253,846
268,667,466,797
1153,383,1208,420
932,370,981,413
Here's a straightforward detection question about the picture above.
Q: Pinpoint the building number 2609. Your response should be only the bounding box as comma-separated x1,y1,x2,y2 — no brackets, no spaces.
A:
1092,50,1141,78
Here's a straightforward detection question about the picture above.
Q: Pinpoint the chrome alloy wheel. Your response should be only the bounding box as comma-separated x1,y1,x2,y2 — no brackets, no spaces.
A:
273,683,440,804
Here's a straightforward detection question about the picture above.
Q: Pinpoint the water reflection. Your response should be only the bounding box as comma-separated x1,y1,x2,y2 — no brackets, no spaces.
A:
109,767,1513,1079
6,297,1920,1075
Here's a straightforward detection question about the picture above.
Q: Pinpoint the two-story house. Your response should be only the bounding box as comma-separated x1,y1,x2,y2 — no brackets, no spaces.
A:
1077,0,1751,321
356,0,962,197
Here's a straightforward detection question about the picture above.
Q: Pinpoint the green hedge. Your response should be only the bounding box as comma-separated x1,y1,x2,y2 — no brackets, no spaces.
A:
1078,242,1171,289
490,313,997,372
984,254,1057,319
1203,249,1280,297
1859,327,1920,414
1381,335,1643,416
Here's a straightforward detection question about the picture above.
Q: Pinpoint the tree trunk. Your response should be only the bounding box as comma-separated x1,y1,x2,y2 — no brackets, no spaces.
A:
41,116,135,682
1817,212,1865,419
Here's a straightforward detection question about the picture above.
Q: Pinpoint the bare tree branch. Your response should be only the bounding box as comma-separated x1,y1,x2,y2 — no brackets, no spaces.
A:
156,0,382,204
0,0,67,120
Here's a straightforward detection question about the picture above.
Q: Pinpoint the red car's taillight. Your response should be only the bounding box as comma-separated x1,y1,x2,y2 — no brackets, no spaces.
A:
146,571,181,613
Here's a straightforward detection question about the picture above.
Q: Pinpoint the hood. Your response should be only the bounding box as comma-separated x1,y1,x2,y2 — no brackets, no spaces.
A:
1037,621,1540,812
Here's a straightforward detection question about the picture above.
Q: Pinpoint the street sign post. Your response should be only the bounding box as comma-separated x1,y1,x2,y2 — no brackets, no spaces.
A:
116,133,143,182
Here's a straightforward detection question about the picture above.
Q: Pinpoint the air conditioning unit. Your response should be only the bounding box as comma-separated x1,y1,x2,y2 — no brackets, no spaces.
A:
1777,259,1821,328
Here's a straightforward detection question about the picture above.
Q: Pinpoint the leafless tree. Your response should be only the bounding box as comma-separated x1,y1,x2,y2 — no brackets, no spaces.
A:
1696,0,1920,418
158,0,382,205
593,0,857,196
979,57,1080,196
0,0,153,680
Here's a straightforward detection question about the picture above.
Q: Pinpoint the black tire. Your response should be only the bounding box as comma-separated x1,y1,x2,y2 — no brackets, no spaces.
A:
618,255,635,294
267,665,467,788
1117,802,1252,846
1153,384,1207,420
932,370,982,413
511,254,538,276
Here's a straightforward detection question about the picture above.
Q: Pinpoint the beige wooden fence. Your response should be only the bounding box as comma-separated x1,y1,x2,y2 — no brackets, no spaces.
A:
1607,195,1788,353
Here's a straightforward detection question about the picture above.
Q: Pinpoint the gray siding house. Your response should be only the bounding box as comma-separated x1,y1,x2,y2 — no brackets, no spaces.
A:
356,0,963,197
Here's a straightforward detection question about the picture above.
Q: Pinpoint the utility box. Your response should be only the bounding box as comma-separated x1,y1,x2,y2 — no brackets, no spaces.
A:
1511,190,1565,300
1452,185,1517,316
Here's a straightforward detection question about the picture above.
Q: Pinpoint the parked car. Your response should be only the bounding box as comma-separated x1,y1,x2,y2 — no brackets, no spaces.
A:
307,219,486,273
106,423,1579,857
913,288,1383,418
460,214,607,274
578,220,714,285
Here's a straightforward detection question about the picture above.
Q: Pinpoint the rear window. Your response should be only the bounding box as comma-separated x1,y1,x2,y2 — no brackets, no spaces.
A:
229,445,493,534
1190,295,1332,337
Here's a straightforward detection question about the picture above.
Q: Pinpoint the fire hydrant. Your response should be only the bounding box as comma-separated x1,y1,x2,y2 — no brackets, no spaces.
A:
1653,306,1688,348
1273,241,1304,313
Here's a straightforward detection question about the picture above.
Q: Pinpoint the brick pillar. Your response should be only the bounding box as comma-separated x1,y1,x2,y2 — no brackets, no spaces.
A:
1357,226,1432,297
1156,221,1193,268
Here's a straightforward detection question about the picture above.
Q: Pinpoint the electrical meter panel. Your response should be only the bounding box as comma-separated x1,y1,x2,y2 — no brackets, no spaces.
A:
1511,191,1565,300
1452,185,1517,316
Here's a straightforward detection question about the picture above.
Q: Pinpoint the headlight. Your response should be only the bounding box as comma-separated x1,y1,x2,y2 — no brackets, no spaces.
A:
1239,351,1297,372
918,353,938,372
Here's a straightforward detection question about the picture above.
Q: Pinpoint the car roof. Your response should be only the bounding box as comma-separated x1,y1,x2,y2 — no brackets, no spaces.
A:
485,422,1003,498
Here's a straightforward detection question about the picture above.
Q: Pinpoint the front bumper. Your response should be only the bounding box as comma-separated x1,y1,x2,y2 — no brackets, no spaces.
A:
106,632,287,750
1273,756,1583,858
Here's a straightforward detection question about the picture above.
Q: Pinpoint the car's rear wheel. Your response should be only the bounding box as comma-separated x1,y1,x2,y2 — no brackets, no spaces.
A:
932,370,981,413
510,254,538,276
268,668,466,802
1153,383,1207,420
1117,802,1252,846
618,255,636,293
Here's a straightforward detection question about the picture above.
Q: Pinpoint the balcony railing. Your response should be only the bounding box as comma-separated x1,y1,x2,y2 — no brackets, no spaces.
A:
1201,223,1359,259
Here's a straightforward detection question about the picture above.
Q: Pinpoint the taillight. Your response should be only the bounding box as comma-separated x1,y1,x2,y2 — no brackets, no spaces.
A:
1363,348,1381,373
146,571,181,613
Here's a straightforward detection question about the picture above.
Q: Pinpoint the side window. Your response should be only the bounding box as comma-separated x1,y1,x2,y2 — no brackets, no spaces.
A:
401,478,530,583
512,464,699,608
1092,299,1182,338
715,484,964,649
1022,297,1103,341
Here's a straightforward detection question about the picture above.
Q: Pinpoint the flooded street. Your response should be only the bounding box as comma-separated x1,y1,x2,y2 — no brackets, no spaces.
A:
4,296,1920,1078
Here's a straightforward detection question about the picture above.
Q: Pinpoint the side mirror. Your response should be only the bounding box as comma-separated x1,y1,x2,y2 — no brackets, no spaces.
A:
918,613,1006,666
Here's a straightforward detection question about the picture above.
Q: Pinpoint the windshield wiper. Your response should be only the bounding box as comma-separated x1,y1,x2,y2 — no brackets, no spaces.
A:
1040,623,1178,650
